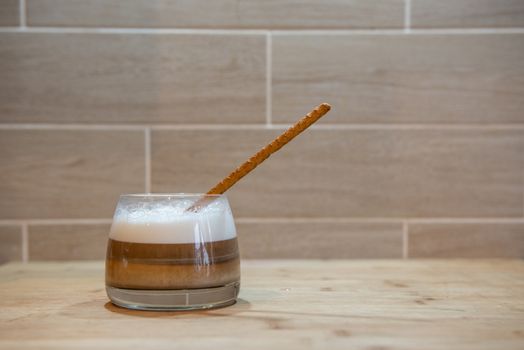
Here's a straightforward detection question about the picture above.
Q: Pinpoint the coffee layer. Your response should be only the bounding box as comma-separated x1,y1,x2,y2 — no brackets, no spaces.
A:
105,238,240,289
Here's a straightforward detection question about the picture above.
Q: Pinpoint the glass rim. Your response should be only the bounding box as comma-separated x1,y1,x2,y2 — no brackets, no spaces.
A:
120,193,226,198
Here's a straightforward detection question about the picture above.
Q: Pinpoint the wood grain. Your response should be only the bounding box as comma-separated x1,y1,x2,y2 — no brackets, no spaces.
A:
26,0,404,29
151,129,524,218
29,224,110,261
0,33,265,123
412,0,524,28
408,223,524,258
0,0,19,26
237,222,403,259
272,34,524,124
0,261,523,349
0,225,22,263
0,130,144,219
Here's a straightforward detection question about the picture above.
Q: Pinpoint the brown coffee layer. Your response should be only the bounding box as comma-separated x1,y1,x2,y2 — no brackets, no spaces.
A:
106,238,240,290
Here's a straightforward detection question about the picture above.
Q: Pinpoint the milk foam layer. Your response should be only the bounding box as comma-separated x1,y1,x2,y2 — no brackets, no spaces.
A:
109,197,236,244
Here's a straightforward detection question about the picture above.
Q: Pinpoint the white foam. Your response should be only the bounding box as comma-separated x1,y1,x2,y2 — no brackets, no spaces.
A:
109,198,237,244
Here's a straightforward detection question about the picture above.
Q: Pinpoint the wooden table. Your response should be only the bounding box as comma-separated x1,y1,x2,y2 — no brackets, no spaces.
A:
0,260,523,349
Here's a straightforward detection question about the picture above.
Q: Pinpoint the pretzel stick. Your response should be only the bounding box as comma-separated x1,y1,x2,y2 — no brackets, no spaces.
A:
188,103,331,212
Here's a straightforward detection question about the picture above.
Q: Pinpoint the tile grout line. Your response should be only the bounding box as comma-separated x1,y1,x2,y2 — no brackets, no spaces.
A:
405,218,524,224
0,124,146,130
144,127,152,193
402,221,409,259
1,123,524,131
0,27,266,35
220,217,524,224
236,218,404,224
21,223,28,262
0,219,114,225
1,27,524,35
19,0,26,28
1,217,524,225
404,0,411,33
265,31,272,126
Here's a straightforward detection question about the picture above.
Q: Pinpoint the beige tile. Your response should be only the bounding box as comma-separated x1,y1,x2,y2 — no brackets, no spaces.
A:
412,0,524,28
0,33,265,123
408,223,524,258
0,130,144,219
29,224,110,260
26,0,404,29
0,0,19,26
0,225,22,263
272,34,524,124
237,222,403,259
151,129,523,218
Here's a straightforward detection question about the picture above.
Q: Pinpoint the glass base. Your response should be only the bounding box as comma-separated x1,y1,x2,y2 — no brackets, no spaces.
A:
106,282,240,311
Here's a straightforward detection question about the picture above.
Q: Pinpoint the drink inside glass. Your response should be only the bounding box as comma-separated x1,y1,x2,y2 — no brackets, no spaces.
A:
105,194,240,310
105,104,331,311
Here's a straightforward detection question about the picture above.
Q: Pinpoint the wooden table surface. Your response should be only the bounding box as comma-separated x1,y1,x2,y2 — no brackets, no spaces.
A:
0,260,523,350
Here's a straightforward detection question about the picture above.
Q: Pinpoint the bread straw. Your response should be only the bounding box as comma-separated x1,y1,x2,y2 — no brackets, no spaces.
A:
188,103,331,212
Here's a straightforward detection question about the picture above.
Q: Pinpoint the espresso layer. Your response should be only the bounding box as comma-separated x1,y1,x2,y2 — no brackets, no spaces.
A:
106,238,240,290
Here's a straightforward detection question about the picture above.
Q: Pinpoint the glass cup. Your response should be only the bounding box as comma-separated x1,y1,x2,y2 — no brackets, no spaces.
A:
105,194,240,310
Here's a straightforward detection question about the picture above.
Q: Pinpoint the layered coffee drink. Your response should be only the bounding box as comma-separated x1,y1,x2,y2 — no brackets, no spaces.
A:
105,194,240,310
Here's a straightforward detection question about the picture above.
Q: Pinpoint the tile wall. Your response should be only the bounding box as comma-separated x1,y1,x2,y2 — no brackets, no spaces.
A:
1,0,523,261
